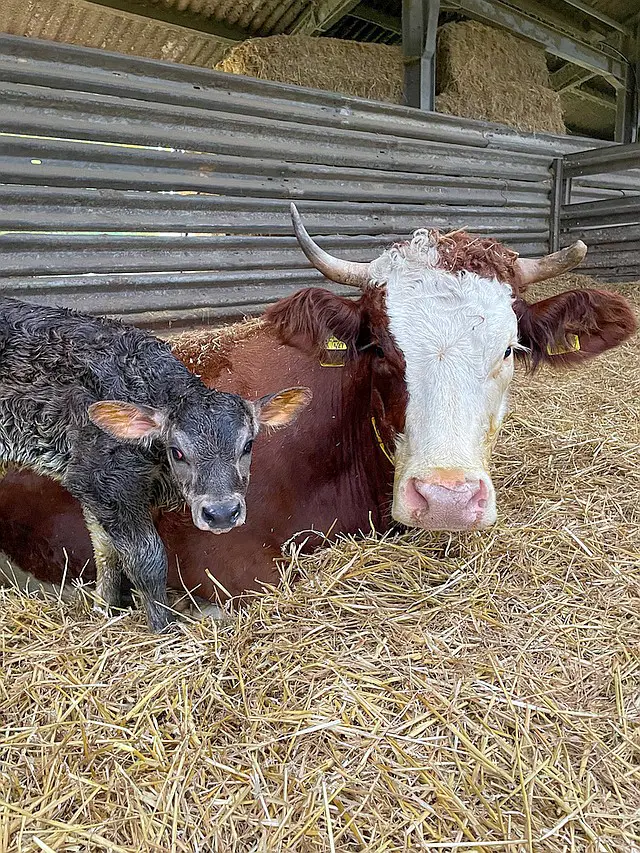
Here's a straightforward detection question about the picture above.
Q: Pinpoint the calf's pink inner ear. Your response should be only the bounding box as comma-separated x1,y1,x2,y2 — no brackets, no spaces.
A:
256,387,313,428
88,401,165,440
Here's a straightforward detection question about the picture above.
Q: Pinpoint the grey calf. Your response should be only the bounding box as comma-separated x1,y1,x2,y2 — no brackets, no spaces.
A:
0,297,310,631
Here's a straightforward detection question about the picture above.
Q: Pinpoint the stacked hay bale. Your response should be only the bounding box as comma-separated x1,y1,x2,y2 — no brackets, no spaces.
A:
217,35,405,104
218,24,565,135
435,20,566,134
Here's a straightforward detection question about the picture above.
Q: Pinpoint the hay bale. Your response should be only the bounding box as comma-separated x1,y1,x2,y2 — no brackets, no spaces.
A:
436,82,566,134
217,35,404,103
1,275,639,850
437,20,551,90
436,20,566,134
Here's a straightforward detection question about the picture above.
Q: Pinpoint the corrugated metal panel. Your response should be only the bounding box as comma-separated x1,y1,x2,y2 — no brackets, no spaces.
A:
2,0,314,47
558,143,640,282
0,33,637,329
2,0,230,68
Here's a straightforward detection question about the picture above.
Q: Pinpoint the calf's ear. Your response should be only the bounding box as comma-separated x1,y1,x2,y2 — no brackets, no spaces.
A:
515,288,637,369
88,401,166,440
255,387,313,428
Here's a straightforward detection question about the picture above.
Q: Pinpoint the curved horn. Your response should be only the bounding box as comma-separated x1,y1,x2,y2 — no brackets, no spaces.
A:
516,241,588,285
290,203,372,289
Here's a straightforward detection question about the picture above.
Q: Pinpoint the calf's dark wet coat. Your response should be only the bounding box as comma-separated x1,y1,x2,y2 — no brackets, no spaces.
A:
0,297,309,631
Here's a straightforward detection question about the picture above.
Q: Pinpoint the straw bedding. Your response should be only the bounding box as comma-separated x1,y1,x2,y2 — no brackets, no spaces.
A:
1,275,639,851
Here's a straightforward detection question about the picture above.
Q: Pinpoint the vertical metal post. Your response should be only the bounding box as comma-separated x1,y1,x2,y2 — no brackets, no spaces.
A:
549,157,564,253
614,28,638,143
634,20,640,143
402,0,440,110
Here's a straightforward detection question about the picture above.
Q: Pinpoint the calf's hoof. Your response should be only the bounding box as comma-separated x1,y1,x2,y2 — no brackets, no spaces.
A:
147,607,178,634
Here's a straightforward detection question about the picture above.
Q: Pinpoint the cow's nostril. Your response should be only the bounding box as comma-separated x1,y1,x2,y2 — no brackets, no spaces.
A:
228,502,241,524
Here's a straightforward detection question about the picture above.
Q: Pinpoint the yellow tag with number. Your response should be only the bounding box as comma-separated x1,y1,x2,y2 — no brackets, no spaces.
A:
325,336,347,351
546,334,581,356
321,335,348,367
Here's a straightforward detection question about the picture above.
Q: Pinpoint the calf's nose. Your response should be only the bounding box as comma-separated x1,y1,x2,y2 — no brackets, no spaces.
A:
200,499,243,532
404,471,490,531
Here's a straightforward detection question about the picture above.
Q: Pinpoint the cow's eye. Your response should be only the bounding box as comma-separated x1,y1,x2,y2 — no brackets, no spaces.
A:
374,345,385,358
242,439,254,456
170,446,184,462
504,346,513,359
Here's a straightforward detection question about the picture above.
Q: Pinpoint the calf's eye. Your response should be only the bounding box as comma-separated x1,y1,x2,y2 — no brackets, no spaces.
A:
242,439,254,456
170,446,184,462
504,347,512,359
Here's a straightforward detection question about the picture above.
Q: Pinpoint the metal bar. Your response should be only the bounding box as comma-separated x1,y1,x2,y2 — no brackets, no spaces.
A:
550,64,596,92
0,223,550,277
572,85,617,110
0,187,550,233
447,0,625,81
73,0,249,42
567,249,640,267
563,223,640,243
559,0,630,35
562,142,640,177
350,3,402,34
614,28,637,143
403,0,440,111
549,157,564,252
0,92,557,182
560,195,640,226
287,0,362,34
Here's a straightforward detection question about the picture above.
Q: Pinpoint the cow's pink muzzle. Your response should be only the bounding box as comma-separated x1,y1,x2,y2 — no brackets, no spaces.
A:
402,470,493,531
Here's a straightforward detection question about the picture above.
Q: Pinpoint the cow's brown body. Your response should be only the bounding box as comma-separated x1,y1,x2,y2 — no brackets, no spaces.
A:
0,296,398,602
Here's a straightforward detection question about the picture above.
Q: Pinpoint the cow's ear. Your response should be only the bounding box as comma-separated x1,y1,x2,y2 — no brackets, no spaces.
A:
88,401,166,440
255,387,313,428
265,287,363,353
514,289,637,369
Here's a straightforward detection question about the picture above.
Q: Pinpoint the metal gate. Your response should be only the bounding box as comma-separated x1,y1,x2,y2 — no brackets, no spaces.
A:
1,34,638,328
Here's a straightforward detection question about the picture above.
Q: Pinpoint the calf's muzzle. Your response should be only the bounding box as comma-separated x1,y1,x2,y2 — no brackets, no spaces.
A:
192,495,246,533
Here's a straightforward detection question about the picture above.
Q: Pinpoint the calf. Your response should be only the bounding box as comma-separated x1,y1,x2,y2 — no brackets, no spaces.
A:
0,297,310,630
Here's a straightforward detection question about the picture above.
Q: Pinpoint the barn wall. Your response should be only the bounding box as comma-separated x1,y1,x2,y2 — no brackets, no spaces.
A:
0,34,638,329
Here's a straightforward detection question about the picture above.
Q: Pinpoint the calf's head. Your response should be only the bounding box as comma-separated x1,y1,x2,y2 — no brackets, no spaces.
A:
289,204,637,531
88,385,311,532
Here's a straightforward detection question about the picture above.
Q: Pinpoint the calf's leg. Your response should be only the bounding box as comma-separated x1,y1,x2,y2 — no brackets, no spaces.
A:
83,508,121,613
119,521,174,632
80,499,174,632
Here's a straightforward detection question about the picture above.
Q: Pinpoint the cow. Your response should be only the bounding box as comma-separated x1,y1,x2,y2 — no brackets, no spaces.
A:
0,205,636,614
0,296,310,629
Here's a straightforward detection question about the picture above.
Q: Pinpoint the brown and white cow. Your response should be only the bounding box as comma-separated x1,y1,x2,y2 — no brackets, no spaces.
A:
0,205,636,609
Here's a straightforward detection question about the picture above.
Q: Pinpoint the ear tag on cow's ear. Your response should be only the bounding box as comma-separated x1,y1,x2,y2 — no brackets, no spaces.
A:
546,334,581,356
321,335,348,368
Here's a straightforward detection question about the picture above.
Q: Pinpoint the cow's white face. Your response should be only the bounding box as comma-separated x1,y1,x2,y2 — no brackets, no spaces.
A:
371,231,519,531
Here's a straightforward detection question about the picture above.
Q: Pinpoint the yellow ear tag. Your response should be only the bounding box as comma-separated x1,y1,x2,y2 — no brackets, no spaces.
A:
546,334,581,357
320,335,348,367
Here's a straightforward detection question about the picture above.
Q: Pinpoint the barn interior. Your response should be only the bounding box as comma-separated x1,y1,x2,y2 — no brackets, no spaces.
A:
0,2,639,851
2,0,639,141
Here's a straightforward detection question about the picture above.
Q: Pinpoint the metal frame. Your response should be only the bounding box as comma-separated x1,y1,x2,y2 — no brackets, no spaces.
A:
549,142,640,283
437,0,625,83
391,0,636,141
402,0,440,110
